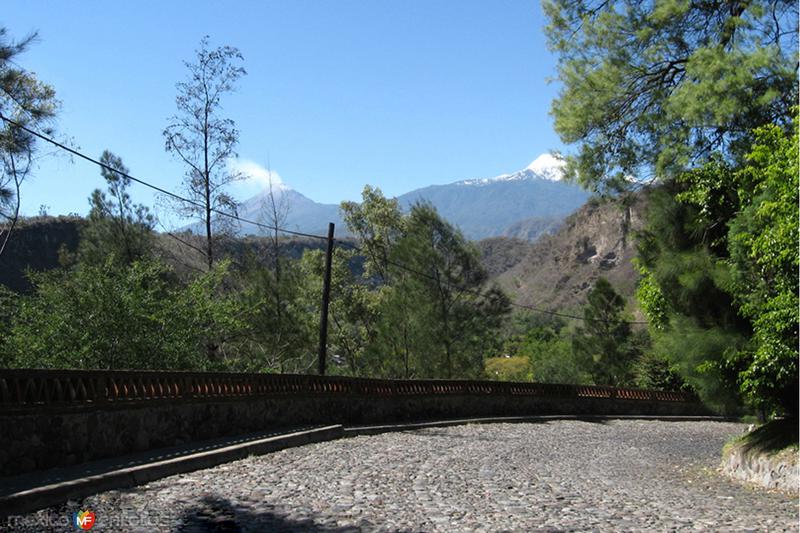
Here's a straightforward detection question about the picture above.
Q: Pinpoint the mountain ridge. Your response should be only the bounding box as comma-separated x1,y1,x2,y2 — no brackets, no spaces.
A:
229,155,589,241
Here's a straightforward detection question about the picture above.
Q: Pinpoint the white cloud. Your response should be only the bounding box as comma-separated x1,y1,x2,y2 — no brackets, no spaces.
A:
525,153,567,181
228,158,288,198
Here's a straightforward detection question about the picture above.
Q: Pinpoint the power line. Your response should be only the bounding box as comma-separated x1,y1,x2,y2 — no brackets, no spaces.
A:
2,114,648,325
0,113,330,242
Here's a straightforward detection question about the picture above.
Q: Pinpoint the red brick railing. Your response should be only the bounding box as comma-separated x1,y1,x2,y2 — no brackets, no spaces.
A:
0,369,694,410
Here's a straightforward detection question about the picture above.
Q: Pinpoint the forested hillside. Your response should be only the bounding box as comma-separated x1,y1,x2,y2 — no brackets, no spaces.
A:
0,216,84,293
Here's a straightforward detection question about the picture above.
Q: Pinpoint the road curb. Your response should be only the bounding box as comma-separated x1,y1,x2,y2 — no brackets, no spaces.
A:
0,424,343,518
343,415,737,437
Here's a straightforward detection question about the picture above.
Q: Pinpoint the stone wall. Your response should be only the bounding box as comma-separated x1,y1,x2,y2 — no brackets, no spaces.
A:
0,393,709,477
722,444,799,493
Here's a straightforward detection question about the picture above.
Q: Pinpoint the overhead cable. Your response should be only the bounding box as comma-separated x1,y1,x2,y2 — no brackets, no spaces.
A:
0,113,329,241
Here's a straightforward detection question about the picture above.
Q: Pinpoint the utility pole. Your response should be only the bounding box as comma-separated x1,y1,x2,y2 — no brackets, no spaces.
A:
317,222,335,375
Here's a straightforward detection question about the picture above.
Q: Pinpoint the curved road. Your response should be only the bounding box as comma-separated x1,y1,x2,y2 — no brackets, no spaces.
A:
6,420,797,532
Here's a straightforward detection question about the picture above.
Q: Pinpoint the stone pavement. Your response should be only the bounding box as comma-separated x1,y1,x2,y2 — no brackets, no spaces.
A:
3,420,797,532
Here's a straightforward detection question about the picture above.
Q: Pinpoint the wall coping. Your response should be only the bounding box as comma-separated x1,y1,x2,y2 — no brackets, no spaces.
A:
0,368,699,413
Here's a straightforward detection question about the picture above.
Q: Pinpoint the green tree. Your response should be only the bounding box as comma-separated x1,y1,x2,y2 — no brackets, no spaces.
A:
5,259,247,370
504,314,593,385
233,250,316,373
300,247,379,376
78,151,154,266
485,356,531,382
393,203,510,378
341,185,406,282
631,336,688,392
572,278,638,386
544,0,798,191
340,187,509,379
164,36,246,269
727,122,798,411
339,187,414,377
0,285,18,366
636,119,798,414
636,184,748,413
0,28,59,256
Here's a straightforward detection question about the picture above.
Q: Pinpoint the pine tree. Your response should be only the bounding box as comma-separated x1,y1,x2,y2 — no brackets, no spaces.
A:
0,28,59,256
544,0,797,191
163,36,246,269
78,151,154,267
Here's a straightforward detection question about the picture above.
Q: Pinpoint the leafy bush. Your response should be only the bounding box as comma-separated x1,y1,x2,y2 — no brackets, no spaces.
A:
4,258,246,370
484,356,530,382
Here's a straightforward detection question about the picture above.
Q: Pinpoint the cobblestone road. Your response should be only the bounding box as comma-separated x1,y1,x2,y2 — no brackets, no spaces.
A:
5,420,797,532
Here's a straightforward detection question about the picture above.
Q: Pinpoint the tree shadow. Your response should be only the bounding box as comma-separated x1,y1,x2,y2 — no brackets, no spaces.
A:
740,417,798,455
175,496,364,533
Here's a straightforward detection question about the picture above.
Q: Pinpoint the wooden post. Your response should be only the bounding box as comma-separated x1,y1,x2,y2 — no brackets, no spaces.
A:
318,223,335,375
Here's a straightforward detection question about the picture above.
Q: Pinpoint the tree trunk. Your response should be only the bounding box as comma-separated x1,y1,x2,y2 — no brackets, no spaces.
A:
204,107,213,270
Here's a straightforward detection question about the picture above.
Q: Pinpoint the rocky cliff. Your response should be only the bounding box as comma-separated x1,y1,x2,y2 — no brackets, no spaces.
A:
490,192,647,313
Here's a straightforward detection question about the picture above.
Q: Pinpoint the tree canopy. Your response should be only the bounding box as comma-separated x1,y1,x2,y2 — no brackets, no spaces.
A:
0,27,59,256
78,151,154,267
339,187,510,379
544,0,798,191
636,118,798,414
164,36,246,269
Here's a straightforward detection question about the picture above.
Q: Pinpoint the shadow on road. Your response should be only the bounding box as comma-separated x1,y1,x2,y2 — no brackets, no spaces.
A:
176,496,360,533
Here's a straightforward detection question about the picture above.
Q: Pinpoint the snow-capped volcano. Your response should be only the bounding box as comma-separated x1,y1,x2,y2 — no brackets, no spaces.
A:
216,153,587,241
525,153,566,181
458,153,567,186
397,154,588,240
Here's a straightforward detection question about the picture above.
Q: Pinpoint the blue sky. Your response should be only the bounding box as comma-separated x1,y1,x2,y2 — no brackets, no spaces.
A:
5,0,564,226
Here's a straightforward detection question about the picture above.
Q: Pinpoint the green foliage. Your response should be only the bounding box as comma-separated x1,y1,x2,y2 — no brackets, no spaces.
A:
633,344,689,393
725,122,798,411
391,203,510,378
500,313,592,385
1,27,59,256
636,119,798,414
636,184,744,330
572,278,638,386
648,316,744,413
234,252,316,373
339,187,510,379
340,185,406,281
0,284,18,366
78,151,154,267
634,261,668,329
299,247,377,376
544,0,798,191
4,259,247,370
526,335,590,386
484,356,530,382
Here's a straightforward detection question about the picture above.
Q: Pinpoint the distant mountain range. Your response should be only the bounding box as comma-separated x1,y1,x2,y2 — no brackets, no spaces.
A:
224,154,590,241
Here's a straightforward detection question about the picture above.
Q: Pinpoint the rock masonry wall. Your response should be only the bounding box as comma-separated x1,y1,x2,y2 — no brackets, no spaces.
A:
0,393,709,477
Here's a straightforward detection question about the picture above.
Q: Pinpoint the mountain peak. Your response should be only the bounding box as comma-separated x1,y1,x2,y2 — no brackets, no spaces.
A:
524,153,566,181
230,159,293,199
457,153,567,186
